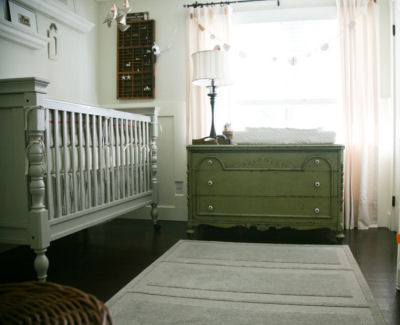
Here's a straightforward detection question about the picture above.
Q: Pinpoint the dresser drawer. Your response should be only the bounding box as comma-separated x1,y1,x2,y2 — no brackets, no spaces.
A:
193,151,340,172
196,170,335,197
195,196,332,218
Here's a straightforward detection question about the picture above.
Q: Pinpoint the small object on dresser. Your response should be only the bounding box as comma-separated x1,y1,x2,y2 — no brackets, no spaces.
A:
222,123,233,141
192,135,230,145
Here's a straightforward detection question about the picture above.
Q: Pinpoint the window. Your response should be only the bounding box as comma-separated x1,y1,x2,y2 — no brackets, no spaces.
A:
229,9,342,137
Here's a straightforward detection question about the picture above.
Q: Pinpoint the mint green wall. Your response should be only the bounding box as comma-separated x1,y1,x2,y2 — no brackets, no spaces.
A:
0,0,99,105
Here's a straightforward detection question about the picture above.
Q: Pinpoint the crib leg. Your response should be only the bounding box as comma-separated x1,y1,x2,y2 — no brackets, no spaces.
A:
34,248,49,281
151,203,160,230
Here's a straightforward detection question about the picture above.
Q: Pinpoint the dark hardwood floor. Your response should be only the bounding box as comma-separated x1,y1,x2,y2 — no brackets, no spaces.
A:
0,219,399,324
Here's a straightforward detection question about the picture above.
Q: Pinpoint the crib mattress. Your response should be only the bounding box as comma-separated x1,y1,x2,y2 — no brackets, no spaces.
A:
233,127,336,144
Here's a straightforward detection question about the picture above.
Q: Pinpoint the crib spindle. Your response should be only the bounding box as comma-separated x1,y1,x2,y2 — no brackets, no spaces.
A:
140,121,144,194
78,113,85,211
105,118,111,203
125,119,131,197
99,116,104,205
134,120,139,195
129,120,134,196
146,121,151,192
110,117,116,202
141,121,145,193
45,109,54,220
71,113,78,213
85,114,91,209
54,112,62,218
92,115,98,207
120,119,125,199
144,122,148,192
143,121,148,192
141,122,145,193
62,111,70,215
114,119,121,200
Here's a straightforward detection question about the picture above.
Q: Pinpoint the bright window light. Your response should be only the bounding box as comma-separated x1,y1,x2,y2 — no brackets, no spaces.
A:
230,17,342,136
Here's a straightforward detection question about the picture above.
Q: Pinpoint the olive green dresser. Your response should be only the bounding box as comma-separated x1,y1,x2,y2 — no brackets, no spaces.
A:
187,145,345,240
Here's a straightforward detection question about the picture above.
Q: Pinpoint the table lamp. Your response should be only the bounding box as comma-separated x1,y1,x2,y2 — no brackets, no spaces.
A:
192,50,232,138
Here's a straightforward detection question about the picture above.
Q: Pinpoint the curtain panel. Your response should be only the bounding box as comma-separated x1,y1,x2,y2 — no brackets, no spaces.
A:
185,5,232,144
337,0,379,229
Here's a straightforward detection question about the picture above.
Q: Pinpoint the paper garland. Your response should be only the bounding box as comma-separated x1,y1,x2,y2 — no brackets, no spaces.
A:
189,10,362,67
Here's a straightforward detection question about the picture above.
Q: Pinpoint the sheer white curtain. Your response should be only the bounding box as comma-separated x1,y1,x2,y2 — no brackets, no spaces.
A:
337,0,379,229
185,5,232,144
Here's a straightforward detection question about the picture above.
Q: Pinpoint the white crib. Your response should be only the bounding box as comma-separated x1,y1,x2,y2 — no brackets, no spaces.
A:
0,77,159,281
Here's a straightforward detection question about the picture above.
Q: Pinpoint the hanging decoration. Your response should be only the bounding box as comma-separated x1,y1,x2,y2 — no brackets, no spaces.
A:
103,0,132,32
288,56,298,66
238,51,247,58
223,44,231,51
320,43,329,51
189,8,364,67
152,27,178,56
152,43,161,55
189,12,237,57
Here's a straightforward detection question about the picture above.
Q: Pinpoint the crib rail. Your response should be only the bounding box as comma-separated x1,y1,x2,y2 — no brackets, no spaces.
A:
42,99,152,220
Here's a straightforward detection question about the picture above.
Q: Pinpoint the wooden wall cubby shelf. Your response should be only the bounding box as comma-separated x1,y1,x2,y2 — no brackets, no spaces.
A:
117,19,155,99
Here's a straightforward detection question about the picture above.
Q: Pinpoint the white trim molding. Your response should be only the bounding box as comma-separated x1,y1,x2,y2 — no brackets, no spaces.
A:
16,0,94,33
0,18,47,50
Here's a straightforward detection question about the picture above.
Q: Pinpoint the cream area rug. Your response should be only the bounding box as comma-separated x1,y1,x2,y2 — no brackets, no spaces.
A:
107,240,386,324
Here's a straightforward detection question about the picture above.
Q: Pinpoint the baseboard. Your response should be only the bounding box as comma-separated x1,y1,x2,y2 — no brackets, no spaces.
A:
118,206,188,222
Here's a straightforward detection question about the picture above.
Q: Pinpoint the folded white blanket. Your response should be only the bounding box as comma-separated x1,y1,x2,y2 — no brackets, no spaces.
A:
233,127,336,144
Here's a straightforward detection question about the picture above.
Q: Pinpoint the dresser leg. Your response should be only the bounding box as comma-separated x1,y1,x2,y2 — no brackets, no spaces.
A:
186,228,195,238
336,232,345,243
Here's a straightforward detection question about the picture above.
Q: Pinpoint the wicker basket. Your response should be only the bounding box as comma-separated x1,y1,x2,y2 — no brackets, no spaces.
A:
0,281,113,324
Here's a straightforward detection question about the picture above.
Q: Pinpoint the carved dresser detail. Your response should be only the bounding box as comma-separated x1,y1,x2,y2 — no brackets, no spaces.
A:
186,145,345,240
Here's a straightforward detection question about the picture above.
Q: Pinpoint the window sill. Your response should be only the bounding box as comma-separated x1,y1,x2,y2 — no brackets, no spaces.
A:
0,19,47,50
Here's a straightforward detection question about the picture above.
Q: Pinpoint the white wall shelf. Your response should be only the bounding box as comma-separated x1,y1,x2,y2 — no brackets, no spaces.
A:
0,19,47,50
16,0,94,33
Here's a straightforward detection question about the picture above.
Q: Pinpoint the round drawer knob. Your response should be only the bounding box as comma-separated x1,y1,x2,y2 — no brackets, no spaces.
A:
314,181,320,188
207,180,213,186
314,208,320,214
208,205,214,211
207,160,213,165
315,159,320,166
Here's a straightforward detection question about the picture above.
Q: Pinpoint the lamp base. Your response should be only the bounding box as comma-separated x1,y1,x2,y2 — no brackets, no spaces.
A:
192,136,231,145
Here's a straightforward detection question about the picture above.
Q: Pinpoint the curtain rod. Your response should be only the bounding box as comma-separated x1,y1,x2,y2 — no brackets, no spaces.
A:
183,0,280,9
